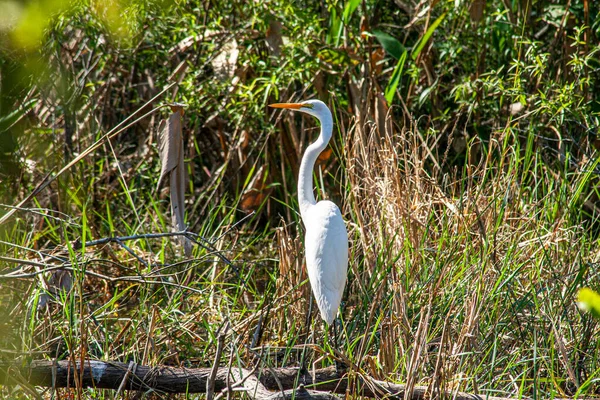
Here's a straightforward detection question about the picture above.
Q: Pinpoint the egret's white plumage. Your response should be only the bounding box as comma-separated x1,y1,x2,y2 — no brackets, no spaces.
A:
270,99,348,325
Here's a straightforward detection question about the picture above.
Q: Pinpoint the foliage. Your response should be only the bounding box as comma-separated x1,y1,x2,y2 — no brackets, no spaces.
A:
1,0,600,398
578,288,600,319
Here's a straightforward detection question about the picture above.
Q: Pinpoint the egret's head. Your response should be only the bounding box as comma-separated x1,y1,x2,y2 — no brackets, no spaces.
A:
269,99,331,120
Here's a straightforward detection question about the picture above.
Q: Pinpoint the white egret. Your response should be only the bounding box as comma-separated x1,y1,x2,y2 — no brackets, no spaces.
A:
269,100,348,327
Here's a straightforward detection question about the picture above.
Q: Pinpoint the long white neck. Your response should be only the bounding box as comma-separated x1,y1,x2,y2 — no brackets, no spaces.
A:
298,110,333,221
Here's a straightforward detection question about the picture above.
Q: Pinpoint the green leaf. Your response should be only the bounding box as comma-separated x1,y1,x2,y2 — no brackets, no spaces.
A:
0,99,37,132
384,50,407,103
328,7,341,45
371,30,405,60
342,0,361,23
411,11,447,60
332,0,361,47
317,48,357,67
577,288,600,319
417,81,436,107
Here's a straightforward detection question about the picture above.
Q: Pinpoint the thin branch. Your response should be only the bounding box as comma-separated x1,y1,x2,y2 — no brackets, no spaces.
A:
0,205,80,226
0,260,206,294
207,322,229,400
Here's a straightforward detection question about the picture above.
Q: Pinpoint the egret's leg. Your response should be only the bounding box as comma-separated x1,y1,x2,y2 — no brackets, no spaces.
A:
332,318,341,374
333,319,338,354
332,317,347,374
300,296,314,374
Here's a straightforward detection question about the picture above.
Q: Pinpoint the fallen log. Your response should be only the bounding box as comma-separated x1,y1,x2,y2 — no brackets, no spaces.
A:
0,359,512,399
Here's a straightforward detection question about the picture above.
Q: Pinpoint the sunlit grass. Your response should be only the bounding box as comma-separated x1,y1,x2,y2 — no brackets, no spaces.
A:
1,0,600,399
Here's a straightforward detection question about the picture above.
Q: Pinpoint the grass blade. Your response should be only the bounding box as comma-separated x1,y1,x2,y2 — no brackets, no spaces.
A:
412,12,447,60
385,50,407,103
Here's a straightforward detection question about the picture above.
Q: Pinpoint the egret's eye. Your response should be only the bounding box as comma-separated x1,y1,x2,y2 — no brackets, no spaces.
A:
302,103,314,109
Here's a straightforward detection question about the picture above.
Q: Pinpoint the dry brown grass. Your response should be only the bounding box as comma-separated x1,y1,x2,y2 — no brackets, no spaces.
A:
2,1,600,399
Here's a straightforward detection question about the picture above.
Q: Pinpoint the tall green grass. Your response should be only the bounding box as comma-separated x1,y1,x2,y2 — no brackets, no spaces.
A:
1,0,600,398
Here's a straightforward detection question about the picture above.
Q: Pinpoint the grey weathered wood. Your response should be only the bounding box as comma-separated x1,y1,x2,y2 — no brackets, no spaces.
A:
0,360,512,399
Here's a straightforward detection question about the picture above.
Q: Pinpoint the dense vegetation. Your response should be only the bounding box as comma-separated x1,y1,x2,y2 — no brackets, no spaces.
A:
1,0,600,398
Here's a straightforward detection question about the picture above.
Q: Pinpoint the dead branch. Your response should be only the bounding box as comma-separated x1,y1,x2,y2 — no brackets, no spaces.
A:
207,322,229,400
0,359,514,399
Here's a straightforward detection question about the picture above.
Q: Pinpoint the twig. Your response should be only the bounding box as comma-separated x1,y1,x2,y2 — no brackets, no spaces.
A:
222,337,236,400
78,231,205,248
1,254,211,282
115,361,136,398
0,259,206,294
0,240,68,264
207,322,230,400
0,205,79,226
114,238,149,267
78,231,238,272
213,211,255,243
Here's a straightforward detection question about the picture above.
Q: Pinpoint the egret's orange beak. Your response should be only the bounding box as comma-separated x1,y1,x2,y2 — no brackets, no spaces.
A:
268,103,304,110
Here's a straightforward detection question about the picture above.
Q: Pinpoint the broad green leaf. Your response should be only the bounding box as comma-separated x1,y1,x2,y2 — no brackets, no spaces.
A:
371,30,405,60
385,50,407,103
577,288,600,319
412,12,447,60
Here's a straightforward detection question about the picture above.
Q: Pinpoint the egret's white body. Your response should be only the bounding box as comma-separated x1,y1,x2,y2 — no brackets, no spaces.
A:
303,199,348,324
270,100,348,325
